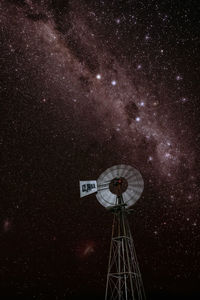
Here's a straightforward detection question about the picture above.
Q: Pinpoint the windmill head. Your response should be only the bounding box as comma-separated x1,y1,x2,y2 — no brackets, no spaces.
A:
79,165,144,209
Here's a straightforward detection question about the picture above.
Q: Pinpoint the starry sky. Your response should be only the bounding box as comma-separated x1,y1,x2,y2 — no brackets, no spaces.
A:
0,0,200,299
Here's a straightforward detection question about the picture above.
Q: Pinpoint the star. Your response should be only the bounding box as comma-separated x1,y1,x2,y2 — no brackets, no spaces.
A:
96,74,101,80
145,34,150,40
176,75,183,81
137,64,142,70
111,80,117,86
180,97,187,102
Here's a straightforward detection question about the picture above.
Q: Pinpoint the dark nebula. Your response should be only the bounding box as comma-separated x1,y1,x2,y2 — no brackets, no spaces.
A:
0,0,200,299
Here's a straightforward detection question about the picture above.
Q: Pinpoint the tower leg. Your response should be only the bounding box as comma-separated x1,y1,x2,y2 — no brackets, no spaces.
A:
105,201,146,300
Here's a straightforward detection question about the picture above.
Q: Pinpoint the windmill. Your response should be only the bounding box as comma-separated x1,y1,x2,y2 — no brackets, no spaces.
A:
80,164,146,300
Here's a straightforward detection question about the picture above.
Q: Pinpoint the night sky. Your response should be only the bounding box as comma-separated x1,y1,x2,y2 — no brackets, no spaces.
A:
1,0,200,299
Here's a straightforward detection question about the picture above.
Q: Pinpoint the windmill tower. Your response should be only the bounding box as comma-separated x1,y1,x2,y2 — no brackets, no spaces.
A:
80,165,146,300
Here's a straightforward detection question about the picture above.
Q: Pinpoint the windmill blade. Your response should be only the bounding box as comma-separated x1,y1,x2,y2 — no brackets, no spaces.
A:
96,165,144,208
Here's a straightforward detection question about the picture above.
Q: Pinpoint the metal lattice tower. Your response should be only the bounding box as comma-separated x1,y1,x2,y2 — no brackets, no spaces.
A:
80,165,146,300
105,195,145,300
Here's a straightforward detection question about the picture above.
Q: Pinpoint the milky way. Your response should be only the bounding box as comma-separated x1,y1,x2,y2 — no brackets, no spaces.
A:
0,0,200,299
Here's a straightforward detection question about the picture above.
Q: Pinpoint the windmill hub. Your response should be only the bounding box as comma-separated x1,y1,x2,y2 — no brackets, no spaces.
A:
109,177,128,195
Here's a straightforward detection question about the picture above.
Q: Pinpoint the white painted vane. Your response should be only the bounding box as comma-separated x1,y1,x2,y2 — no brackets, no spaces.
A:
80,180,97,198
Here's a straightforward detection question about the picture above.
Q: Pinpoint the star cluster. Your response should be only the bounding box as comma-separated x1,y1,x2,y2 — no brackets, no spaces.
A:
0,0,200,299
